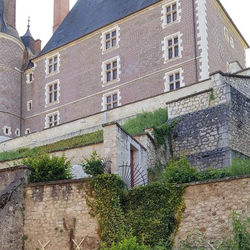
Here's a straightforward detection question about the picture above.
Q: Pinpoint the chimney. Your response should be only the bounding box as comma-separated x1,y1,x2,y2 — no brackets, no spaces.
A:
34,39,41,53
53,0,69,33
4,0,16,28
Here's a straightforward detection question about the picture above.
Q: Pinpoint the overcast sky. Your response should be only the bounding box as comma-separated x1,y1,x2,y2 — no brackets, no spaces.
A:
16,0,250,67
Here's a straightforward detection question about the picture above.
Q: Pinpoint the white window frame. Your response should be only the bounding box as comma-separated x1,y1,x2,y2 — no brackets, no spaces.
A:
162,32,183,64
101,25,120,53
3,126,12,136
161,0,181,29
224,27,229,42
27,100,32,111
25,128,31,135
45,111,60,128
15,128,20,137
101,90,121,111
45,79,60,107
45,53,60,77
26,71,34,84
101,56,121,86
230,36,234,48
164,68,185,92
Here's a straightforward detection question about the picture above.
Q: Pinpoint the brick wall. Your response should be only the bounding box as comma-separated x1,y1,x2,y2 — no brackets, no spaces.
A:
175,176,250,246
23,179,99,250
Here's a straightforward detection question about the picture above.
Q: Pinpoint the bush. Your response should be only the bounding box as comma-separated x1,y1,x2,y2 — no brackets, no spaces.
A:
227,157,250,177
81,151,104,176
163,156,198,184
197,167,228,181
23,153,72,183
122,109,168,135
102,235,150,250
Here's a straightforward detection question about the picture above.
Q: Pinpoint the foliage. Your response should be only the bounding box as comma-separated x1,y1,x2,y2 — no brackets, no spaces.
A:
23,153,72,183
87,174,126,246
209,88,216,103
122,109,168,135
101,235,150,250
163,156,198,184
153,120,177,149
0,130,103,162
227,157,250,177
122,182,184,248
81,151,104,176
178,211,250,250
163,156,250,185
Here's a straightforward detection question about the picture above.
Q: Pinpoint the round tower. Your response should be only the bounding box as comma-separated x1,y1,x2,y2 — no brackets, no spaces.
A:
0,0,24,140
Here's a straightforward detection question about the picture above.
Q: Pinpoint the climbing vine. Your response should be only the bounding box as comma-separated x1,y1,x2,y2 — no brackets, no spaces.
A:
86,174,185,248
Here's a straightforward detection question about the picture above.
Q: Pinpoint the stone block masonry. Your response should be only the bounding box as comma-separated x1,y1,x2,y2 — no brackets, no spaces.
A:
24,179,99,250
0,166,29,250
175,176,250,247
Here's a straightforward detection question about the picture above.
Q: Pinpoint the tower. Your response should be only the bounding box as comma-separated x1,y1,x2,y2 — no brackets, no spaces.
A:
0,0,24,140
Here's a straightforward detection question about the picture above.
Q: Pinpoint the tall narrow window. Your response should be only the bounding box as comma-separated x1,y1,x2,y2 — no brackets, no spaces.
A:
46,54,60,76
102,56,121,85
161,1,180,29
163,33,182,63
45,80,60,106
166,2,177,24
101,26,120,52
27,100,32,111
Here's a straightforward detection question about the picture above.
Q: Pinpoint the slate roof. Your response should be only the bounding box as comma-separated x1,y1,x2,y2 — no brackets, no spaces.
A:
40,0,162,55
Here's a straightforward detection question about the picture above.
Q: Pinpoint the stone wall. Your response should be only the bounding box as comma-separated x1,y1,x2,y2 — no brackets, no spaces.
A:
0,166,29,250
24,179,99,250
175,176,250,246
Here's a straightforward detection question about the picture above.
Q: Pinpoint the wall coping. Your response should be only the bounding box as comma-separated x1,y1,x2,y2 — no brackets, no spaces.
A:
182,174,250,187
0,165,31,173
25,177,92,188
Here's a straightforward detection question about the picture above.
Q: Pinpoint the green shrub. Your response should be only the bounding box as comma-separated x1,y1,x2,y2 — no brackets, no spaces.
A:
23,153,72,183
163,156,198,184
197,167,228,181
227,157,250,177
122,182,184,247
102,235,150,250
81,151,104,176
122,109,168,135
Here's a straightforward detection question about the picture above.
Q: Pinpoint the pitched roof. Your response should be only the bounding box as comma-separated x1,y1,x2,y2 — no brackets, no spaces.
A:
40,0,162,55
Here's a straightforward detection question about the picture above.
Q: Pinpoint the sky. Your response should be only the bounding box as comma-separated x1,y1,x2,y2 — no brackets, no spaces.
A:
16,0,250,67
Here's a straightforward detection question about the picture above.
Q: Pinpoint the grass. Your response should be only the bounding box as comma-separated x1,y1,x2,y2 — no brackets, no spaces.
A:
122,108,168,135
0,130,103,162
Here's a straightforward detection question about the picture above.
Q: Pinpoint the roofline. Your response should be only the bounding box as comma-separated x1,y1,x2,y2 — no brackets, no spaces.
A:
216,0,249,48
33,0,249,61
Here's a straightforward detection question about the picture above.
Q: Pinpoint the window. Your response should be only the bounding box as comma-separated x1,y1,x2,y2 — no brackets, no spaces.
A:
162,32,182,63
27,100,32,111
164,68,184,92
161,1,180,28
102,90,121,111
15,128,20,137
45,80,60,106
224,27,229,42
101,56,121,85
25,128,31,135
45,53,60,76
26,72,34,84
101,26,120,52
230,37,234,48
3,126,12,136
45,111,60,128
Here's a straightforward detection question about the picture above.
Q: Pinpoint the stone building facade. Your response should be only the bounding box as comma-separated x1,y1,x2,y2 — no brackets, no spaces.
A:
0,0,248,139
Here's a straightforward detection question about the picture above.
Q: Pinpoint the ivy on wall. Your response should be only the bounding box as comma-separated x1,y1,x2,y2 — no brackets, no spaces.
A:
86,174,184,248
